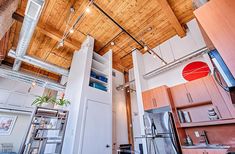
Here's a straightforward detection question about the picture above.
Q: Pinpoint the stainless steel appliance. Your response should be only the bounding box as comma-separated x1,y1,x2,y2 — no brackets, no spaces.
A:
143,107,181,154
208,49,235,91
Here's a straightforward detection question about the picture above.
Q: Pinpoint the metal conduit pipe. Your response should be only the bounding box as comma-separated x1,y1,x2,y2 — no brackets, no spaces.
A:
143,47,209,79
8,49,69,76
13,0,45,71
116,47,209,88
0,66,65,91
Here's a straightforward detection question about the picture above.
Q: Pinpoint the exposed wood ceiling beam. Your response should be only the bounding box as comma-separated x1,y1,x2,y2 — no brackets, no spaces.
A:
12,12,81,50
158,0,186,37
0,31,10,61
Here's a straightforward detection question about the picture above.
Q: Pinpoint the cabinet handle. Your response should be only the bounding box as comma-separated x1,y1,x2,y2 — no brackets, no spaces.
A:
188,93,193,102
186,93,191,103
152,98,157,107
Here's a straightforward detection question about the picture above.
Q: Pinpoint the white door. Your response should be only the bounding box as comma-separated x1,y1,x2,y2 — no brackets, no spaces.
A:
81,100,112,154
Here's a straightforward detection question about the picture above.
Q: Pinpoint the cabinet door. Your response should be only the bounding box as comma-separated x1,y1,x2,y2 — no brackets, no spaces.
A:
142,90,154,110
152,86,171,108
170,84,190,107
194,0,235,77
203,76,232,119
185,78,211,104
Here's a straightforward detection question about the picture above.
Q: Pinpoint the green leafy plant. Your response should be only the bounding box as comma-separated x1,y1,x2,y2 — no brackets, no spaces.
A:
32,95,70,107
56,98,70,106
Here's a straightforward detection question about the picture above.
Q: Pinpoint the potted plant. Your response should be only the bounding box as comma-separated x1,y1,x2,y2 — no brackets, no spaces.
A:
32,94,70,107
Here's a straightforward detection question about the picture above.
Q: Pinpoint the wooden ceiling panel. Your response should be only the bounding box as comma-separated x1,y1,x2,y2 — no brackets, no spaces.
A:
6,0,194,74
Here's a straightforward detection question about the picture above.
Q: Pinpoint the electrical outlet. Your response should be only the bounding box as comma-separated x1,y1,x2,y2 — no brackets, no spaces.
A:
194,131,200,138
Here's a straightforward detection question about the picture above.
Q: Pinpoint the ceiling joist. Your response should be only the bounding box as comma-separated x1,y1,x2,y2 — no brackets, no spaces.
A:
12,12,81,50
158,0,186,38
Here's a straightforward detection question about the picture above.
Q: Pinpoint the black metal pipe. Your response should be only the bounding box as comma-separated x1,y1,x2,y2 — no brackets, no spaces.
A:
97,30,123,52
92,1,145,49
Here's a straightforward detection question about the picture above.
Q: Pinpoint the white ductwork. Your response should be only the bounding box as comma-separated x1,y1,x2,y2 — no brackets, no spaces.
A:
9,49,69,76
13,0,45,71
0,65,65,91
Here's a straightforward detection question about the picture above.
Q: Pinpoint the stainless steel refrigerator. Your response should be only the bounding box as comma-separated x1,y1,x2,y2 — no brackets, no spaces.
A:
143,107,181,154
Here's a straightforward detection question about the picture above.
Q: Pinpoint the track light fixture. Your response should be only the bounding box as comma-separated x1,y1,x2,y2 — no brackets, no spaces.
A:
144,45,148,51
85,7,91,13
69,28,75,34
57,40,64,48
153,54,157,59
110,42,115,46
32,81,36,87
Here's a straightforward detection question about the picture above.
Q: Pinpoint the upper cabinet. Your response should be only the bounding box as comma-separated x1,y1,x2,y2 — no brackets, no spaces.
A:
170,77,211,107
142,86,171,110
185,78,211,104
170,84,189,107
194,0,235,77
170,75,232,121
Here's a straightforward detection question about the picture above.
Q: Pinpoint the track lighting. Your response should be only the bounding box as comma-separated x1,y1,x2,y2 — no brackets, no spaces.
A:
69,28,75,33
31,81,36,87
144,45,148,51
110,42,115,46
85,7,91,13
57,40,64,48
153,54,157,59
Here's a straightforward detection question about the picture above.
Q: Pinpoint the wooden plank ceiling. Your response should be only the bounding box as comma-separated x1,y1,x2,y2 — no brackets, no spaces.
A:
5,0,194,77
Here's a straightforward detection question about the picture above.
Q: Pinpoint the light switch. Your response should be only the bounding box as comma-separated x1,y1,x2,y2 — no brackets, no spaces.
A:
194,131,200,138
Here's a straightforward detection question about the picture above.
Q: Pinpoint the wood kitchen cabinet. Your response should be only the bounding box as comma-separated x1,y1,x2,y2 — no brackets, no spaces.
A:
203,76,232,119
182,148,227,154
170,77,211,107
142,86,171,110
194,0,235,77
170,84,189,107
185,79,211,104
142,90,154,110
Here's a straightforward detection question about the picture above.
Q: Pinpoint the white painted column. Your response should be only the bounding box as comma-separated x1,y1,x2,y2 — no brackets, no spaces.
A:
132,49,148,154
62,36,94,154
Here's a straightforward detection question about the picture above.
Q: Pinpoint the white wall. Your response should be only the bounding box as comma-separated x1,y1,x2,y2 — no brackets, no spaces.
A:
0,77,44,111
112,69,128,150
0,111,31,152
0,77,44,153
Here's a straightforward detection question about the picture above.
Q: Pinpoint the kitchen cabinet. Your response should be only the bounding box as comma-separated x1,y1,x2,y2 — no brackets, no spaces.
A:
170,76,233,123
182,148,227,154
185,78,211,104
170,77,211,107
142,90,154,110
194,0,235,77
142,86,171,110
170,84,189,107
203,76,232,119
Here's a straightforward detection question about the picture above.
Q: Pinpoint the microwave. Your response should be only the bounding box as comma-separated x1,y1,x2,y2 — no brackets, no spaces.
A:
208,49,235,92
